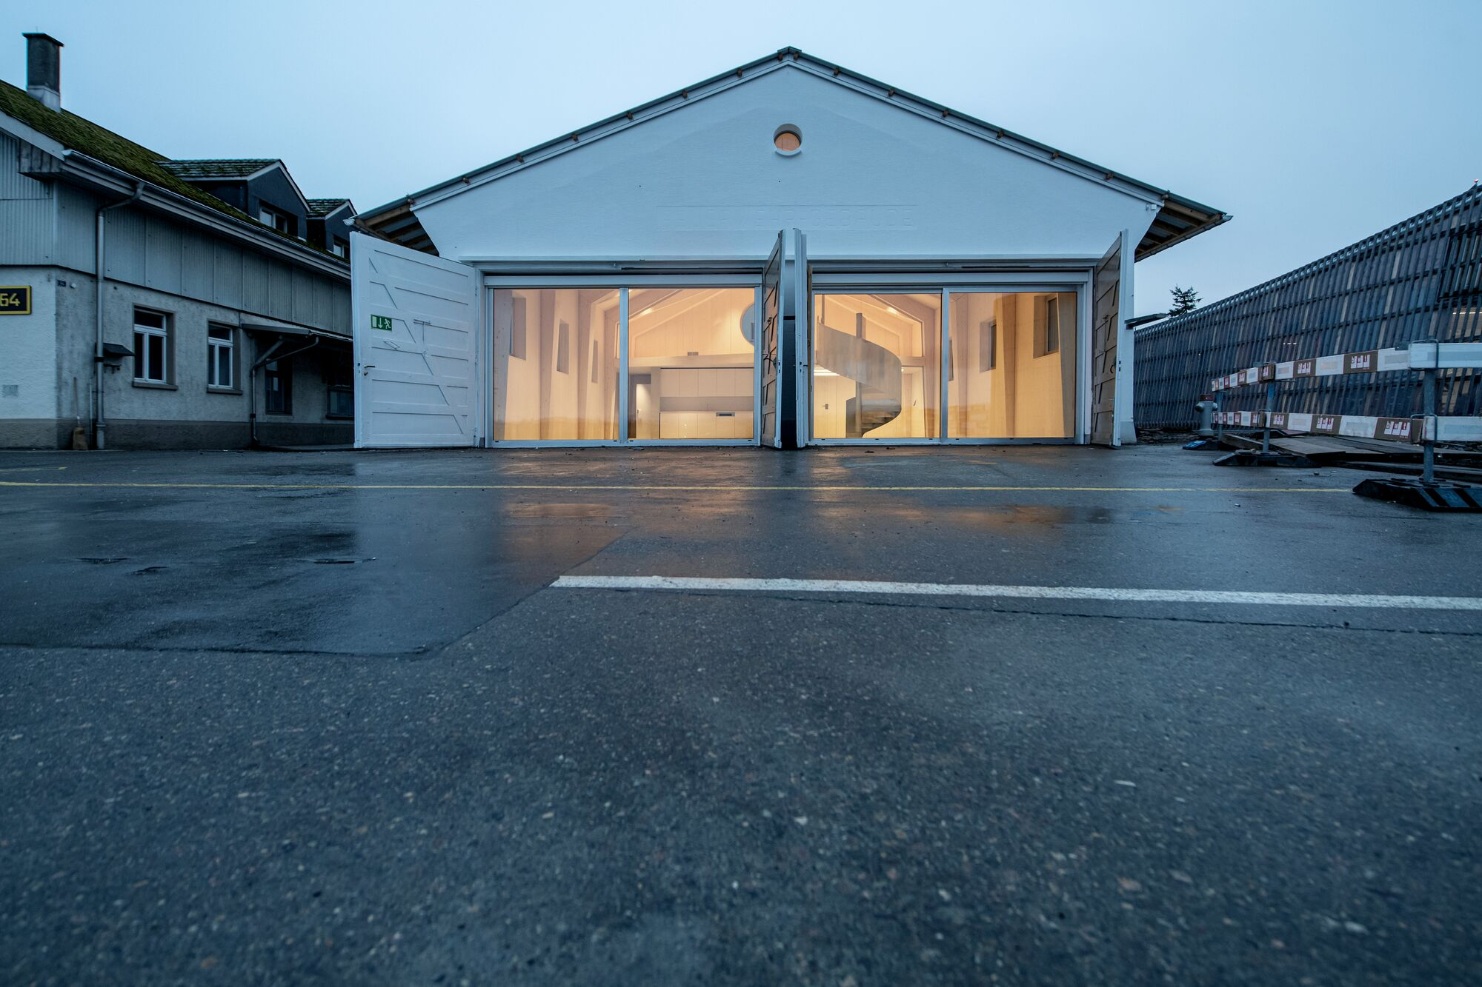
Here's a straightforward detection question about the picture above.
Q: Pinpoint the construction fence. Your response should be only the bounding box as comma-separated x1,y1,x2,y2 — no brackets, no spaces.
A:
1134,185,1482,431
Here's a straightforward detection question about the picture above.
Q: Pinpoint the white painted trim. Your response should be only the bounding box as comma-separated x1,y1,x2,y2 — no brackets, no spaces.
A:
0,112,67,158
482,273,761,287
617,288,630,441
753,285,764,444
552,575,1482,611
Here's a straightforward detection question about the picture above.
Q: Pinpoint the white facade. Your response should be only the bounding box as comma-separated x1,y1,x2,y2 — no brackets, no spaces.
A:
356,50,1224,450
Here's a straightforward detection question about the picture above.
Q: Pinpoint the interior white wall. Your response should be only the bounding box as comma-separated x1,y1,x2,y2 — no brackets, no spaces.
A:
493,288,618,440
948,290,1085,438
414,66,1157,263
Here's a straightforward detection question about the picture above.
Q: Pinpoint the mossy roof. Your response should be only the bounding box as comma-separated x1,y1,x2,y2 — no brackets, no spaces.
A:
0,78,257,222
161,158,278,180
307,197,352,217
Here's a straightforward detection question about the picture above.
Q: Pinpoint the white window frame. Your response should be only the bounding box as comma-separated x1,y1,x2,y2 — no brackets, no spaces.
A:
259,205,297,238
207,324,236,390
132,308,172,385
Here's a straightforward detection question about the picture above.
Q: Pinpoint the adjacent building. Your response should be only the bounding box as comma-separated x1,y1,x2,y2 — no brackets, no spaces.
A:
352,47,1227,450
0,33,355,449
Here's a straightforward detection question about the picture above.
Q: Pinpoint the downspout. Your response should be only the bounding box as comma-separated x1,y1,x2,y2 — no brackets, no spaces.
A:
93,181,142,450
248,336,320,448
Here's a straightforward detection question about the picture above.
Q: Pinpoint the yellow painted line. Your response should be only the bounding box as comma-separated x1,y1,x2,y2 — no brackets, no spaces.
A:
0,480,1351,493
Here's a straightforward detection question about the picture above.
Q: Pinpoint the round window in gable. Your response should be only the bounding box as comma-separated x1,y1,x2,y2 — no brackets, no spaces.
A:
773,124,802,155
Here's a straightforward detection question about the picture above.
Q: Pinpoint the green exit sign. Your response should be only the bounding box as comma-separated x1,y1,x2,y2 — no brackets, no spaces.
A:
370,314,394,331
0,286,31,315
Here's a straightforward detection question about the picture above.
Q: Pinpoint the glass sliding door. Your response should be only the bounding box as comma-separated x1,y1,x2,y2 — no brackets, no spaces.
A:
811,293,941,440
492,288,621,441
627,287,756,441
947,290,1078,439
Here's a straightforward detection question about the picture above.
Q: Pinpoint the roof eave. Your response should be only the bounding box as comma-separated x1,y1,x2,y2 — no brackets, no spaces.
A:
61,153,351,279
1136,195,1232,262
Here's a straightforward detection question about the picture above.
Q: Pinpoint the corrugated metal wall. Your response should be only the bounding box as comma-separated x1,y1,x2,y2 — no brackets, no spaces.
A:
3,134,347,333
102,207,348,333
0,132,56,264
1135,186,1482,430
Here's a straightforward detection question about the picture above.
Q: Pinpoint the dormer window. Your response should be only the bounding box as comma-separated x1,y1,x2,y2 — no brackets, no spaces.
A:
258,205,298,238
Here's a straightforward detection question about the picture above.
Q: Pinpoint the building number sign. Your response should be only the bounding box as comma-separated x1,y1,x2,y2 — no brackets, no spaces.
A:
0,286,30,315
370,314,394,331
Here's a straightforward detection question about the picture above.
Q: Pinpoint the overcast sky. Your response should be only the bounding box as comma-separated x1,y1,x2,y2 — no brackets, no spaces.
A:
4,0,1479,314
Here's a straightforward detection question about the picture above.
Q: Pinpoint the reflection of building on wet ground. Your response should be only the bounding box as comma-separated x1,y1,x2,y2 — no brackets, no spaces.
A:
353,47,1226,451
1135,185,1482,429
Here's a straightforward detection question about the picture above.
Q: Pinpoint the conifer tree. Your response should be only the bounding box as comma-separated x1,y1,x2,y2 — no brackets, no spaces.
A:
1169,285,1200,316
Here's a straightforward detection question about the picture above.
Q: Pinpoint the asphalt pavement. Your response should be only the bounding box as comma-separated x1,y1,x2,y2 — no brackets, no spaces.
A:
1,445,1478,985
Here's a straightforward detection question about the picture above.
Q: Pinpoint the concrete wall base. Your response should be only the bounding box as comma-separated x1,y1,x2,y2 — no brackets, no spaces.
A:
0,418,352,450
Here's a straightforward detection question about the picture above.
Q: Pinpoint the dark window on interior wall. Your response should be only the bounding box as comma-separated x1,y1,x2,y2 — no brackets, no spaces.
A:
264,358,292,414
509,295,527,359
133,308,171,384
979,318,997,372
1036,296,1060,357
556,321,571,374
208,324,235,389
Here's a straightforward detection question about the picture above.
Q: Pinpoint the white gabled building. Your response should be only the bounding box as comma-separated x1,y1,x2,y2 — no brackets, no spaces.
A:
354,47,1226,450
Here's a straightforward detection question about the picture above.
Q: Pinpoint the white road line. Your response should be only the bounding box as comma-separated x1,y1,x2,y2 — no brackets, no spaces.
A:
552,575,1482,611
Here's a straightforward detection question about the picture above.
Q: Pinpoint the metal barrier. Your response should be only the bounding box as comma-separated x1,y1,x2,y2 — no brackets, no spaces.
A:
1207,341,1482,509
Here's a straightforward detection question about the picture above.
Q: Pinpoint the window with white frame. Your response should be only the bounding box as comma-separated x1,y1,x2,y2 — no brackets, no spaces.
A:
208,324,236,389
259,205,297,238
133,308,171,384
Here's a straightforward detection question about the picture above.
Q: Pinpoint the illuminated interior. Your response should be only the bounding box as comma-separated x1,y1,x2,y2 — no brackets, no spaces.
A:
811,289,1078,441
811,293,941,439
492,288,620,440
492,287,756,442
628,288,756,440
491,284,1076,443
947,291,1078,438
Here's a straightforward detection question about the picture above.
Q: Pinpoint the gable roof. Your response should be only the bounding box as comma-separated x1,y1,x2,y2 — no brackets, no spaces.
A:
165,157,312,215
161,158,279,180
360,46,1228,261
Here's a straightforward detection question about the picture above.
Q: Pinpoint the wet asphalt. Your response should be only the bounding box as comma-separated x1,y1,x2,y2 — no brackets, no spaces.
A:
0,445,1479,986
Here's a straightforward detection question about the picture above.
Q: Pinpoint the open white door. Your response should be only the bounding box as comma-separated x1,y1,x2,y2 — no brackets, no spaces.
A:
351,231,481,448
760,233,784,449
1090,232,1126,447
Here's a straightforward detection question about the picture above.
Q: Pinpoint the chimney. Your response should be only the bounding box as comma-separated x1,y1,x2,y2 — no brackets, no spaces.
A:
24,33,62,112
